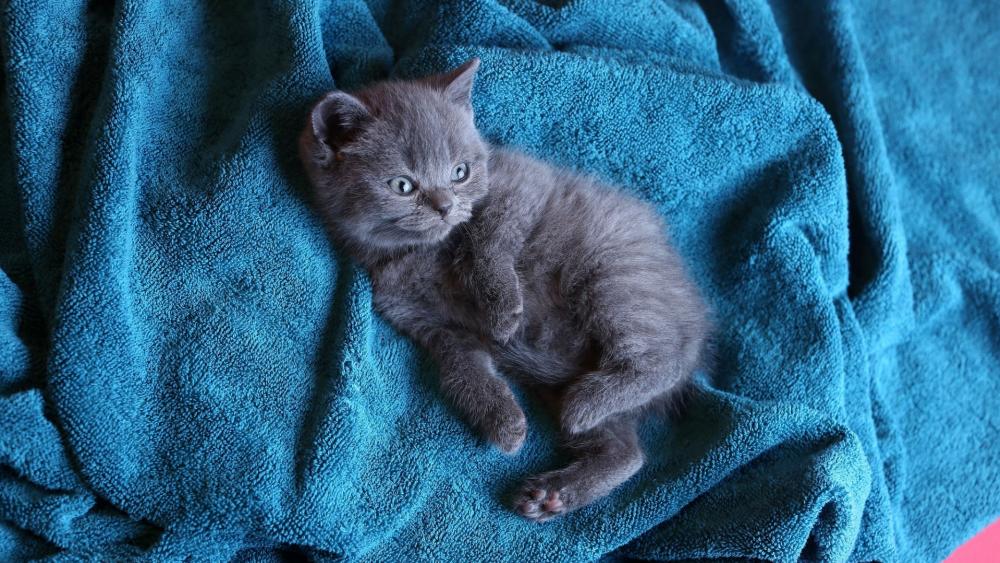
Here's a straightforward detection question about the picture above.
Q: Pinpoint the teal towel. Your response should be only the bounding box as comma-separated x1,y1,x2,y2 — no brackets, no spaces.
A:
1,0,997,561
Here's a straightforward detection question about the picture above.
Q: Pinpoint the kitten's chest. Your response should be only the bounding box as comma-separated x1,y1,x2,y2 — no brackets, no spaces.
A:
370,250,480,330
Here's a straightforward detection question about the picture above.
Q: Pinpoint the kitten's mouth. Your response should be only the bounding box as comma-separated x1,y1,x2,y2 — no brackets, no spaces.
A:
442,208,472,227
381,220,453,241
380,211,469,244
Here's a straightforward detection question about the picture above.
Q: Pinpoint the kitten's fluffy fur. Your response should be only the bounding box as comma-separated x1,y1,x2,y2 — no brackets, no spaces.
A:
300,60,710,521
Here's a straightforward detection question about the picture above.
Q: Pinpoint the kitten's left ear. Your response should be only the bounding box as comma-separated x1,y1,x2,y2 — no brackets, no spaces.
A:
427,58,480,109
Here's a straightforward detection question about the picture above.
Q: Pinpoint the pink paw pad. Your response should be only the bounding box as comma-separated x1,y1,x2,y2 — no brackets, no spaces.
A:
514,485,567,522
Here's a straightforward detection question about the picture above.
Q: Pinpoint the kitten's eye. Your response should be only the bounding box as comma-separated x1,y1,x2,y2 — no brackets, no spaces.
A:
451,162,470,183
388,176,415,195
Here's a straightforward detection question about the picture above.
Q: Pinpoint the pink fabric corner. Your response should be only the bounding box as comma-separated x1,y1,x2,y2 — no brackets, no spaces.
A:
947,518,1000,562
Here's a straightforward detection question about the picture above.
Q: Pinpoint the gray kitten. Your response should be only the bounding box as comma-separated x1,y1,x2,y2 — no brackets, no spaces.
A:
299,59,711,521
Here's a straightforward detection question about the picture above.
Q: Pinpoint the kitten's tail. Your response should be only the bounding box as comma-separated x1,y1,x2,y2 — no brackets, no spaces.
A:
494,341,580,385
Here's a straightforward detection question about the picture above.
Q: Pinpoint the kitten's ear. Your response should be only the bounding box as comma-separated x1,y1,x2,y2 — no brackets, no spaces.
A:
310,91,371,153
427,58,480,109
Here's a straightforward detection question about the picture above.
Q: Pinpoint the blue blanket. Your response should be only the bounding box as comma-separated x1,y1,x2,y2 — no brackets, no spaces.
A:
1,0,998,560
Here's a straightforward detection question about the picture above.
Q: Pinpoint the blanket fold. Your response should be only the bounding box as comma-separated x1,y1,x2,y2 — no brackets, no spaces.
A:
1,0,997,561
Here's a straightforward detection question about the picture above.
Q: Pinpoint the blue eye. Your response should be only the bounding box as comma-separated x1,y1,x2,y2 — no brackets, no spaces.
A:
451,162,469,183
388,176,415,195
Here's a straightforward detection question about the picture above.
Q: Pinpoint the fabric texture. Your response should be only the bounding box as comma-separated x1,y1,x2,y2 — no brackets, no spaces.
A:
1,0,997,560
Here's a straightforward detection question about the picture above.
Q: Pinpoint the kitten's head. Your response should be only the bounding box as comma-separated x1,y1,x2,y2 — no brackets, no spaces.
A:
300,59,489,253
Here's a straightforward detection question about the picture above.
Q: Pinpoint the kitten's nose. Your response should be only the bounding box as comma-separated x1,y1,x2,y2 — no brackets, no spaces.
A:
433,200,453,217
427,191,454,217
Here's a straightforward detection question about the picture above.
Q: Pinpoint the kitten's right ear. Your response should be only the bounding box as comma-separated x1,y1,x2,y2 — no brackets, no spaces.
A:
310,91,371,155
426,58,480,109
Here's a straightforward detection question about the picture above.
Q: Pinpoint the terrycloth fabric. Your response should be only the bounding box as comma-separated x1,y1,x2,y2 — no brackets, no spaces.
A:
1,0,997,560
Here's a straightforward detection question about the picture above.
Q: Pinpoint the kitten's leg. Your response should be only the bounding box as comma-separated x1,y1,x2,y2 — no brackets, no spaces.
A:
560,267,707,435
560,363,684,436
428,329,527,453
512,416,643,521
459,156,553,344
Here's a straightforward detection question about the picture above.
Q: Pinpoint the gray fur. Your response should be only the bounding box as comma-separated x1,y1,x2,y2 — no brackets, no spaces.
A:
299,59,711,521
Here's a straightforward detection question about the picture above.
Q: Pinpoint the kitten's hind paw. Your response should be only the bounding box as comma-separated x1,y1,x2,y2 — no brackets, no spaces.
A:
512,476,573,522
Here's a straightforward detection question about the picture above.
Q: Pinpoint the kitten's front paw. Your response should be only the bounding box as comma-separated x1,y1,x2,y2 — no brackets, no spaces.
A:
469,258,524,345
482,399,527,454
487,288,523,345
